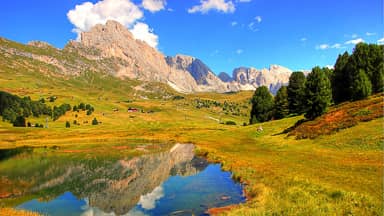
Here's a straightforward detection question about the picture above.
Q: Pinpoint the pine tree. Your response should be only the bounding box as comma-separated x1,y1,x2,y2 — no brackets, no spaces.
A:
13,116,26,127
350,69,372,100
305,67,332,120
372,61,384,93
92,117,98,125
287,72,306,115
332,52,350,103
249,86,274,124
274,86,289,119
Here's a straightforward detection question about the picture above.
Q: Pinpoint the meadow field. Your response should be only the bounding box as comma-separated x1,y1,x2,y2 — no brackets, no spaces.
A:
0,44,383,215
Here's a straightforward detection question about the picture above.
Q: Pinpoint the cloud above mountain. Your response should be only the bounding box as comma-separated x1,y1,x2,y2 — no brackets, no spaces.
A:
142,0,167,12
67,0,159,48
188,0,235,14
130,22,159,48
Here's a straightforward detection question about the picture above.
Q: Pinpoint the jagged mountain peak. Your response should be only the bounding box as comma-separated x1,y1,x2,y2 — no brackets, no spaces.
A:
218,72,233,82
0,19,294,94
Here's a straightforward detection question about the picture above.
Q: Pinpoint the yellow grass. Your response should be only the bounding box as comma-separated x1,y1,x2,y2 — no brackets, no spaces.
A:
0,208,40,216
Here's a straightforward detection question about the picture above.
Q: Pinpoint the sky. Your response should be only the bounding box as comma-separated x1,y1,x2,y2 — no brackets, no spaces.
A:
0,0,383,75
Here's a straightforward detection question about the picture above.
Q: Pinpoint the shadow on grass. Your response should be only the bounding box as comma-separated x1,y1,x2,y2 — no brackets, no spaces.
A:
272,118,309,136
0,146,33,161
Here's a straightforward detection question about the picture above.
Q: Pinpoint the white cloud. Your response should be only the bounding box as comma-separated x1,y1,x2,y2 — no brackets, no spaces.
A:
345,38,364,45
231,21,238,26
316,44,330,50
255,16,262,23
126,209,149,216
378,37,384,45
236,49,243,54
237,0,251,2
142,0,166,12
351,33,358,38
67,0,160,48
331,43,341,49
130,22,159,48
138,186,164,210
67,0,143,33
300,37,307,41
366,32,376,36
188,0,235,14
316,43,345,50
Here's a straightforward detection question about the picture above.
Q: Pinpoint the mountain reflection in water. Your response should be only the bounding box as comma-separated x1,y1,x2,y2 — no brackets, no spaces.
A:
15,144,245,215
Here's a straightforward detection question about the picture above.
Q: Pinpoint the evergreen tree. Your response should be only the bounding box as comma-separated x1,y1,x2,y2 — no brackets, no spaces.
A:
65,121,71,128
249,86,274,124
372,61,384,93
274,86,289,119
287,72,306,115
79,103,86,110
305,67,332,120
332,52,350,103
13,116,26,127
350,69,372,100
92,117,99,125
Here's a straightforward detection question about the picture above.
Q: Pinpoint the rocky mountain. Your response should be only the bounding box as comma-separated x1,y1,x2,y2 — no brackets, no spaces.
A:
230,65,292,94
0,20,293,94
218,72,233,82
165,54,236,92
76,20,292,94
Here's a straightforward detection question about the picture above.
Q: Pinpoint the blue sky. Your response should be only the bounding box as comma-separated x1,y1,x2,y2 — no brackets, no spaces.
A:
0,0,383,75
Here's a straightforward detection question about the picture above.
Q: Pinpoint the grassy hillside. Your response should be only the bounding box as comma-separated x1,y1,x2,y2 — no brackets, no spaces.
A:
0,39,383,215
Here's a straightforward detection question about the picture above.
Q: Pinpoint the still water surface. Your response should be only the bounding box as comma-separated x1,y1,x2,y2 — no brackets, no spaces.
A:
12,144,245,216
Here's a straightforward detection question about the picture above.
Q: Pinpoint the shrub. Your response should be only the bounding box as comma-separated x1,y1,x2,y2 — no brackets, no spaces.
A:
92,117,98,125
49,96,57,102
172,95,185,100
65,121,70,128
13,116,26,127
225,120,236,125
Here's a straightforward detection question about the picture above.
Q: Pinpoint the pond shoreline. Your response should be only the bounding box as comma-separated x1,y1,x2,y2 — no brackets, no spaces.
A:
1,143,248,216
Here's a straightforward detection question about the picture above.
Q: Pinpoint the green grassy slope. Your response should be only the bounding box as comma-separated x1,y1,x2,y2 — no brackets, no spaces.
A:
0,38,382,215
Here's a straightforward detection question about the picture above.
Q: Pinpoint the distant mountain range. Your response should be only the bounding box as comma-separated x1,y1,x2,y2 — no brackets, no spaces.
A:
1,20,295,94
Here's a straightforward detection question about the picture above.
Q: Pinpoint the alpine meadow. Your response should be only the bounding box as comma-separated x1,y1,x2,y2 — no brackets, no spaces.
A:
0,0,383,215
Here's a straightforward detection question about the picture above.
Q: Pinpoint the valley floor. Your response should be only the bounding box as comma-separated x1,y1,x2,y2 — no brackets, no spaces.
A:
0,96,382,215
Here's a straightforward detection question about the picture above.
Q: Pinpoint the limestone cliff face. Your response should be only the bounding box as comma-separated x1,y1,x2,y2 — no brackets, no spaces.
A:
165,54,238,92
0,20,295,94
228,65,292,94
77,20,198,93
218,72,233,82
74,20,289,94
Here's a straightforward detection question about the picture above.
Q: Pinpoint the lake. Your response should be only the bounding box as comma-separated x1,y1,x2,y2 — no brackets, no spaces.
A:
1,144,245,215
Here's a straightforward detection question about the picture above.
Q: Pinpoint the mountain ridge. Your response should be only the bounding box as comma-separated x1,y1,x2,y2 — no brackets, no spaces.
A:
1,20,293,94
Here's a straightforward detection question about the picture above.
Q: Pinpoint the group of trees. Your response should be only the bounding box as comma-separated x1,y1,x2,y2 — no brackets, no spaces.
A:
0,91,97,127
52,104,71,121
332,43,383,103
250,43,383,124
73,102,95,115
194,98,246,116
0,91,51,126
